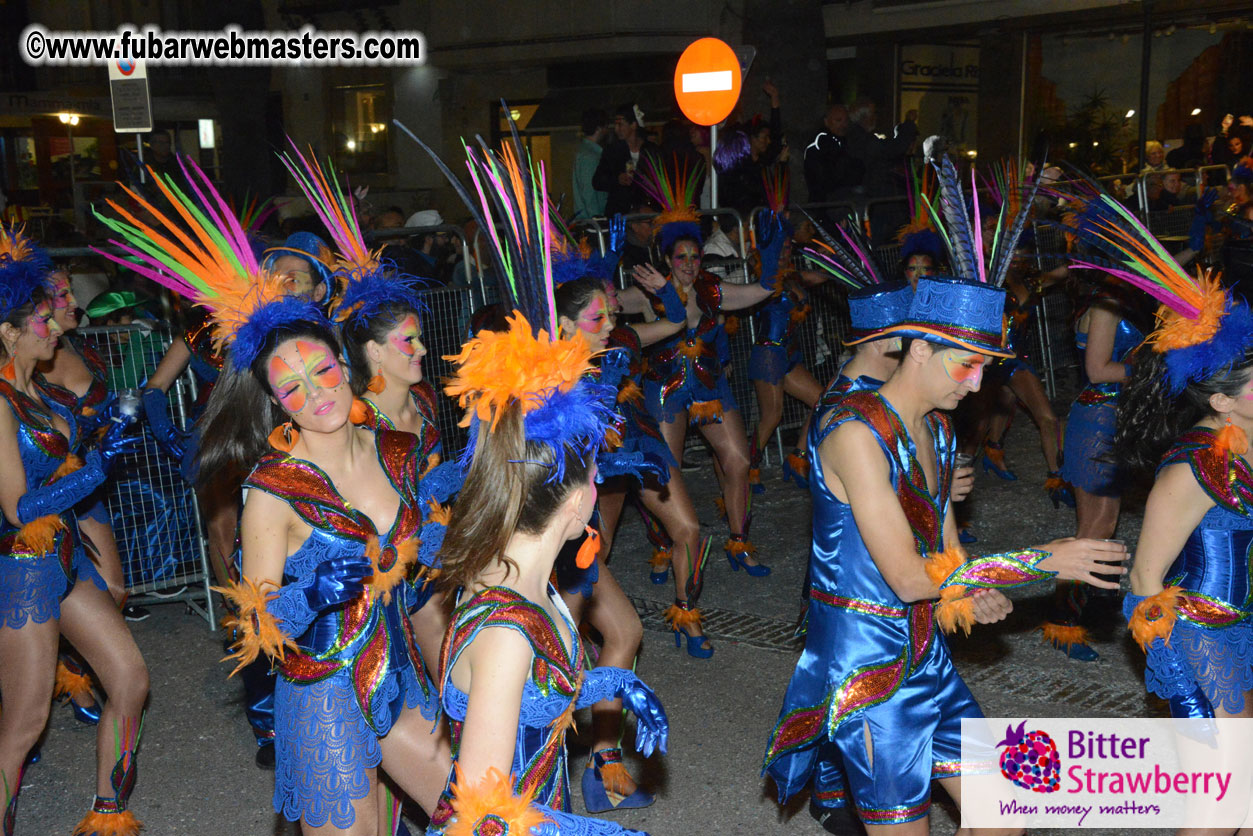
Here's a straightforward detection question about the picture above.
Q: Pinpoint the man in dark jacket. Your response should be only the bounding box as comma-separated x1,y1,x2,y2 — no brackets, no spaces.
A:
804,103,864,205
593,102,659,217
845,98,918,242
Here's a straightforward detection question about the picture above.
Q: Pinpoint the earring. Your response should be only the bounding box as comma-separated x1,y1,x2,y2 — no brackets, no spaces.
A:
349,398,370,425
1216,415,1250,455
1,359,13,381
367,372,385,393
575,525,601,569
267,421,299,452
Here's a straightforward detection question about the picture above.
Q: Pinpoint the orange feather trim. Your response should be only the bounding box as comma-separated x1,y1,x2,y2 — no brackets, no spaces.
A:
71,809,142,836
786,451,810,478
0,223,38,263
925,546,975,635
17,515,66,555
1148,271,1227,352
748,467,761,486
688,400,723,424
723,315,740,337
54,659,94,702
443,312,596,430
924,545,968,587
678,340,704,360
1215,422,1250,456
367,535,418,606
935,597,976,636
446,765,546,836
725,537,756,557
267,422,299,452
1129,586,1181,652
80,406,97,418
213,576,298,677
649,547,671,570
650,204,700,236
617,379,643,405
603,427,622,450
663,602,703,632
1040,622,1091,649
349,398,370,425
1043,474,1067,492
596,761,638,798
427,500,452,526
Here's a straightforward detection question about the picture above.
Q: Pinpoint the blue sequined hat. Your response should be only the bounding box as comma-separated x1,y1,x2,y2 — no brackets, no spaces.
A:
844,282,913,344
883,275,1014,358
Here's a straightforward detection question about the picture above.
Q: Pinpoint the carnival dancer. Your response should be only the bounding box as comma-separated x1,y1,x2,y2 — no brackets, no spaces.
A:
747,166,828,492
615,152,781,576
0,225,149,836
396,112,668,836
762,155,1126,832
1067,190,1253,730
896,161,945,290
94,158,451,832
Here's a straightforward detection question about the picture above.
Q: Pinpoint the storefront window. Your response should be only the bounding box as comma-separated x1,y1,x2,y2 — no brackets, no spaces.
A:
331,82,390,175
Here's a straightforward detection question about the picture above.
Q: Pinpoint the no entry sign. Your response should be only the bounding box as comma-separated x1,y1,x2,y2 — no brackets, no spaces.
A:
673,37,741,127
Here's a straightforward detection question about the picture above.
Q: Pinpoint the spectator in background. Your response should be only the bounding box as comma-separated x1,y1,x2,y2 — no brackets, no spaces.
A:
1211,113,1253,168
573,108,610,220
846,98,917,242
593,102,658,216
1140,140,1167,174
715,82,786,216
376,206,406,230
396,209,455,284
804,102,863,205
702,214,744,282
1167,123,1207,169
618,197,655,275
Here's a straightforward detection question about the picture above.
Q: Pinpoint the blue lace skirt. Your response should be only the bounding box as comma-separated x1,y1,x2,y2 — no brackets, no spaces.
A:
0,550,107,629
1061,401,1120,496
1145,620,1253,714
748,344,801,384
273,666,425,827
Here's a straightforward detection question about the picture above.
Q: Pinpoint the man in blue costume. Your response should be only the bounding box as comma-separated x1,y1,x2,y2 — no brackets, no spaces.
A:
764,275,1127,833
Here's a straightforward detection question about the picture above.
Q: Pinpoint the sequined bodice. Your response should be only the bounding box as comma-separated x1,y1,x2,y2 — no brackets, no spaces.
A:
1075,316,1144,403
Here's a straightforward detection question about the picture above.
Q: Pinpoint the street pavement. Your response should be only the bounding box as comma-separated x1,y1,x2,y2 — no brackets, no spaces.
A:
17,413,1172,835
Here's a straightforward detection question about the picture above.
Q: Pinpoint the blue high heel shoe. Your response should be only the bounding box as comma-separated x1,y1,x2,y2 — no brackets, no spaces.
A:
56,656,100,725
1045,471,1076,509
725,535,770,577
958,526,978,545
981,441,1018,481
582,747,656,813
665,600,714,659
649,565,669,585
782,449,810,490
68,697,101,725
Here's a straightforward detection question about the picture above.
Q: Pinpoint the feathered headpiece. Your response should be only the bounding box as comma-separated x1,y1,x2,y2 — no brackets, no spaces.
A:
548,212,617,287
637,152,703,254
897,162,943,263
92,156,326,372
229,192,282,234
280,143,425,327
0,225,55,321
921,151,1039,288
1061,188,1253,393
760,164,794,239
395,104,615,481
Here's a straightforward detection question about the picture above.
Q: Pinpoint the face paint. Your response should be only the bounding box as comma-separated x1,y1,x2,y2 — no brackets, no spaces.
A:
29,303,55,339
50,275,73,310
576,296,608,334
267,340,344,414
388,315,423,358
941,351,986,387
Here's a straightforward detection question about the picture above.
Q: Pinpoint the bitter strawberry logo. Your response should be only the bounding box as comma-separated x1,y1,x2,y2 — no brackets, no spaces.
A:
997,721,1061,793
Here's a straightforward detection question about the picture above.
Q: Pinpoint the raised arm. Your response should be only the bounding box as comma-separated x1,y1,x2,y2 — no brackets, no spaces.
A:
720,279,776,311
145,338,192,392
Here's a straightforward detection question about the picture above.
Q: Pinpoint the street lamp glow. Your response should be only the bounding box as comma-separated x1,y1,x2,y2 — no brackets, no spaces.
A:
346,139,356,151
58,112,79,126
1191,107,1202,116
1125,109,1136,119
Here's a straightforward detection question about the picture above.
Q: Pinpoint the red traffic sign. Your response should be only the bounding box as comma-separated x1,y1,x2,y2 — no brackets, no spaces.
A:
673,37,742,127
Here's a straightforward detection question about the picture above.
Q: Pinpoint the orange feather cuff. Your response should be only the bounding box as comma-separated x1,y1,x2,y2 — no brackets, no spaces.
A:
1128,587,1181,652
446,766,546,836
214,576,298,677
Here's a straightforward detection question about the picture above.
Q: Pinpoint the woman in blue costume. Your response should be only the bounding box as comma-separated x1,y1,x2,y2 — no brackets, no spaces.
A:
395,111,668,836
94,160,452,833
0,226,149,836
762,157,1126,834
616,153,781,576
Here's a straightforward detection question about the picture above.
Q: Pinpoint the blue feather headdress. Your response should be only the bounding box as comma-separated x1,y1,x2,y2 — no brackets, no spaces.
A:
396,103,615,482
92,155,329,372
0,225,55,321
548,212,618,287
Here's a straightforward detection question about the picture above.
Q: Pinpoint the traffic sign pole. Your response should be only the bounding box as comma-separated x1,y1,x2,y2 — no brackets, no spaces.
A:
674,37,743,210
710,124,718,208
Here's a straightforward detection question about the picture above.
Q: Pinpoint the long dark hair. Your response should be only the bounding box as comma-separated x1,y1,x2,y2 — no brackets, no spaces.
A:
340,301,423,397
1115,346,1253,473
196,319,343,486
437,403,592,592
554,276,606,324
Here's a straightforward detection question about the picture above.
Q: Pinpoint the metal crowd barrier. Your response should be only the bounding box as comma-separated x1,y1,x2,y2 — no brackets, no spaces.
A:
76,322,215,629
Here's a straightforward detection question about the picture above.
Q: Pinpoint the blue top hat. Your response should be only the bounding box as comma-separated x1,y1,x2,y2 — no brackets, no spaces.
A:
844,282,914,344
882,275,1013,357
262,231,335,301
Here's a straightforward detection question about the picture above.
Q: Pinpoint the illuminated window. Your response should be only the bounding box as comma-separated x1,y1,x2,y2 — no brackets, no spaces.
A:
331,82,391,175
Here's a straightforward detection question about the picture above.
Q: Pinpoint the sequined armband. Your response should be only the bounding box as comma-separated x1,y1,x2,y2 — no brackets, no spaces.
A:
924,546,1055,634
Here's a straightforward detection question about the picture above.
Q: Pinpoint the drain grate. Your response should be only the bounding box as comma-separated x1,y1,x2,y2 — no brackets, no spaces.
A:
629,595,803,652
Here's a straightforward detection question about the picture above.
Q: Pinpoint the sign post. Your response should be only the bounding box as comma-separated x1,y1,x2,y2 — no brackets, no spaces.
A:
674,37,743,209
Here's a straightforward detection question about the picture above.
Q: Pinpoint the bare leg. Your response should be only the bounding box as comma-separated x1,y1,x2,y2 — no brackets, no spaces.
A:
0,617,58,826
697,410,753,541
1008,369,1061,473
377,705,453,815
57,578,149,801
752,379,784,452
936,774,1025,836
638,474,707,648
594,479,630,562
1075,488,1120,540
782,365,822,410
580,562,644,784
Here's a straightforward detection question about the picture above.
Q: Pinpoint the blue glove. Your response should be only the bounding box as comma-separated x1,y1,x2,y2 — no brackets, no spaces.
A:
78,392,117,435
1123,593,1215,721
97,414,143,473
575,667,668,757
607,214,626,256
654,281,687,324
529,806,649,835
267,555,372,639
15,450,106,524
141,387,190,464
757,214,787,290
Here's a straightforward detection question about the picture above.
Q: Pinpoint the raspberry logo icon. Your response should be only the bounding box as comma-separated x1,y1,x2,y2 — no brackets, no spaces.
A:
997,721,1060,793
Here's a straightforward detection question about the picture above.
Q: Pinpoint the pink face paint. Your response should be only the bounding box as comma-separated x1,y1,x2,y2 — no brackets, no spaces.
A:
29,303,54,339
941,351,987,387
267,341,344,414
576,296,608,334
388,315,423,358
50,275,73,310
